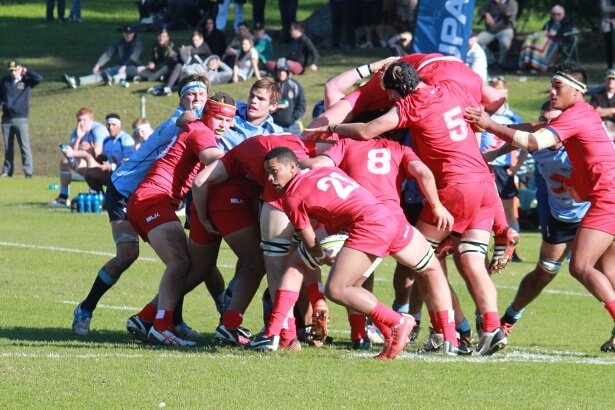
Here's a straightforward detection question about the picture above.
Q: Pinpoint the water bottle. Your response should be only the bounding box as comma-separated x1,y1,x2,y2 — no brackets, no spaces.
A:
85,193,92,213
48,184,59,190
77,193,85,213
59,144,74,163
98,192,105,211
93,194,101,213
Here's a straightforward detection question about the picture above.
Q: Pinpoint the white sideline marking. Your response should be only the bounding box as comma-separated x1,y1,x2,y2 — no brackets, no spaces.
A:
60,300,139,311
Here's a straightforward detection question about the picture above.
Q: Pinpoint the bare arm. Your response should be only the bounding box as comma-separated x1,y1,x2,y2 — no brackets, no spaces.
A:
299,155,335,169
406,160,454,231
305,106,400,141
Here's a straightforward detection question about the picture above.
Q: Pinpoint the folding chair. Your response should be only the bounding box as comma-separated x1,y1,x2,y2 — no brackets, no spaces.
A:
560,29,581,63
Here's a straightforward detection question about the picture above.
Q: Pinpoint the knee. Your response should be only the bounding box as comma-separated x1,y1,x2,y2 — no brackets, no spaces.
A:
323,283,343,305
568,260,589,281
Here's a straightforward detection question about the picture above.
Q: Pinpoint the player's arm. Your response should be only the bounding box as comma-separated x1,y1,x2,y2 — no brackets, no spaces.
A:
406,160,454,231
192,160,229,234
465,107,560,152
507,149,528,176
306,106,400,141
299,155,335,169
295,226,333,267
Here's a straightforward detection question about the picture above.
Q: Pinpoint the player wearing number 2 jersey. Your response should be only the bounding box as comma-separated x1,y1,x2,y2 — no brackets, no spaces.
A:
306,62,508,355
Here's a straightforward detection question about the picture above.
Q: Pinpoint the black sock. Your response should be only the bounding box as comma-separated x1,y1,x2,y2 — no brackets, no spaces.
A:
173,295,185,326
81,276,113,312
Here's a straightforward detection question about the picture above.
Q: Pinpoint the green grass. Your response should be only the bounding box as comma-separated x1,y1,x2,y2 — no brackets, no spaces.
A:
2,3,615,408
1,178,615,408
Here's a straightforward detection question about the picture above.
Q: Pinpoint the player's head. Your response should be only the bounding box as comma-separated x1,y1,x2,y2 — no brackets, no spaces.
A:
76,107,94,130
381,62,422,100
178,74,210,114
247,77,281,122
538,100,562,123
202,92,236,139
550,62,587,110
105,113,122,138
263,146,299,192
132,118,152,144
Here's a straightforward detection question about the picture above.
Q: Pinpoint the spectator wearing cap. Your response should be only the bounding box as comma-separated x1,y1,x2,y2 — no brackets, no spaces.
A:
271,58,306,135
1,60,43,178
62,26,143,88
84,113,135,193
253,22,273,71
590,69,615,122
264,21,319,75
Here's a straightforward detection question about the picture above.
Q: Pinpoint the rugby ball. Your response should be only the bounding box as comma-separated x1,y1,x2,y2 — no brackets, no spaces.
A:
320,233,349,258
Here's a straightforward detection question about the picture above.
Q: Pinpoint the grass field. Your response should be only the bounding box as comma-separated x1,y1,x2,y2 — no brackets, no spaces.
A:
2,2,615,409
2,178,615,409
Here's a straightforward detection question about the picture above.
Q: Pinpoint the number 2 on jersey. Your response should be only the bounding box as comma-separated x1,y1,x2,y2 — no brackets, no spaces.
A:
317,172,360,199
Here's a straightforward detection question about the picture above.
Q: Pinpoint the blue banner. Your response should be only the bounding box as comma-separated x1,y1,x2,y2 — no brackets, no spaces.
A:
412,0,475,61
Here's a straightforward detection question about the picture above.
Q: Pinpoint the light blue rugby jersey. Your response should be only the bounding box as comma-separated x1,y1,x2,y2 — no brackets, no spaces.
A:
531,147,590,223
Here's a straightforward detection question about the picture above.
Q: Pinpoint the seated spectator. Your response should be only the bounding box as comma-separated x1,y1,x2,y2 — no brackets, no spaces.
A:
135,0,167,24
264,21,319,75
223,21,252,66
136,29,178,82
131,118,153,151
476,0,518,69
203,17,227,57
253,22,273,70
84,113,135,193
590,69,615,122
387,31,413,56
149,30,211,95
232,36,261,83
466,31,488,82
203,55,234,84
271,58,306,134
49,107,109,208
517,5,574,72
62,26,143,88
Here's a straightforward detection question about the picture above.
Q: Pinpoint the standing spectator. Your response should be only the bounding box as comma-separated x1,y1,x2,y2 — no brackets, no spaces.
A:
216,0,244,32
265,21,319,75
330,0,356,49
232,36,261,83
203,17,227,57
466,32,488,82
590,69,615,122
0,60,42,178
150,31,212,96
278,0,298,43
62,26,143,88
253,22,273,70
252,0,267,29
131,118,153,151
517,5,573,73
476,0,518,69
84,113,135,193
358,0,387,48
67,0,82,22
271,58,306,135
601,0,615,69
46,0,66,22
136,29,178,82
49,108,109,208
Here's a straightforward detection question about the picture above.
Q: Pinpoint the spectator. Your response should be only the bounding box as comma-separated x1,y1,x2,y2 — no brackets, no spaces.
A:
271,58,306,135
590,69,615,122
202,55,234,85
203,17,227,57
358,0,387,48
330,0,356,49
387,31,413,56
253,22,273,70
49,108,109,208
476,0,518,69
67,0,82,22
517,5,573,73
84,113,135,193
278,0,298,43
216,0,245,32
232,36,261,83
466,32,488,82
150,30,212,96
222,21,252,66
265,21,319,75
131,118,153,151
601,0,615,69
46,0,66,22
252,0,266,29
1,60,43,178
62,26,143,88
136,29,178,82
135,0,167,24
